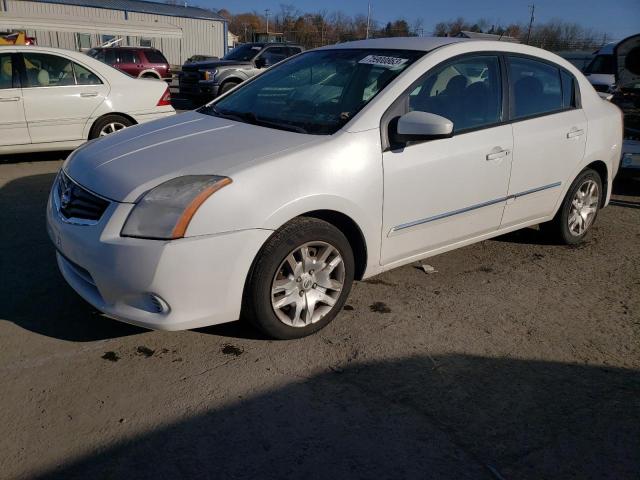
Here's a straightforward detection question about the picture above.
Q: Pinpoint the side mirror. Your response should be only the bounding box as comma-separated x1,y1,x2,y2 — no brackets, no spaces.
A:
255,57,269,68
392,111,454,144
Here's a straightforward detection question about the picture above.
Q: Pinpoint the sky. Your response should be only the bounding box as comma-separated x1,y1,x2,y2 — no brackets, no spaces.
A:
195,0,640,40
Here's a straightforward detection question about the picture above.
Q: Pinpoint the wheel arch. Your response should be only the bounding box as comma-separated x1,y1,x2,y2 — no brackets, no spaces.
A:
219,77,243,90
300,210,368,281
88,112,137,139
138,69,161,79
584,160,609,207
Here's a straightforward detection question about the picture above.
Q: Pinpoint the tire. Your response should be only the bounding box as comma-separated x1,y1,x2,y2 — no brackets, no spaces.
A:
141,73,160,79
242,217,355,340
219,80,240,95
541,168,603,245
89,114,134,139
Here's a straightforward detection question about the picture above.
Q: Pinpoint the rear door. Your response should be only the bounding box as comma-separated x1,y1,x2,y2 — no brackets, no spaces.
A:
0,51,30,146
20,51,109,143
115,49,142,77
501,56,587,227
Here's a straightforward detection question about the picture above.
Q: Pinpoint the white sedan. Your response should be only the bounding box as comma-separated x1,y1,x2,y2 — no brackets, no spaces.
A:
47,37,622,339
0,46,174,154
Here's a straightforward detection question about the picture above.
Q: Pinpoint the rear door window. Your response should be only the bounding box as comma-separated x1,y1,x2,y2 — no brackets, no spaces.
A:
560,70,577,108
261,47,289,65
73,62,102,85
508,56,563,119
118,50,139,64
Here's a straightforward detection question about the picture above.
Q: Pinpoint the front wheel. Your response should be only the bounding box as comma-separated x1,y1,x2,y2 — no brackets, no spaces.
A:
242,217,355,339
541,168,602,244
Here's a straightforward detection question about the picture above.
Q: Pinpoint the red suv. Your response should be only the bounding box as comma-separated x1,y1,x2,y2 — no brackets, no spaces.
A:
87,47,171,80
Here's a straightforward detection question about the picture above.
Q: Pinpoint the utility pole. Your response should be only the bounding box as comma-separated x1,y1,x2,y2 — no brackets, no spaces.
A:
265,8,271,35
526,4,535,45
365,1,371,39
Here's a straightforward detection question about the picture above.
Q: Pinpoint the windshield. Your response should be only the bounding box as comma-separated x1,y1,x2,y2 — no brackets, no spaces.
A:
201,49,424,135
585,54,615,75
223,44,263,62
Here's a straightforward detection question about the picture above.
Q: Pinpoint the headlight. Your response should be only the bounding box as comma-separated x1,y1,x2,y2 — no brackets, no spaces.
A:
121,175,232,240
200,69,218,81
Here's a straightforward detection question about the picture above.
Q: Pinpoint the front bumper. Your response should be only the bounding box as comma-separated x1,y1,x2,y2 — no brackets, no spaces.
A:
46,175,271,331
178,79,220,98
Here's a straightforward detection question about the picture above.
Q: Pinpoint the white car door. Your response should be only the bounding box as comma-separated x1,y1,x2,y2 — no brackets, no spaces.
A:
500,56,587,227
381,55,513,265
0,51,30,146
20,52,109,144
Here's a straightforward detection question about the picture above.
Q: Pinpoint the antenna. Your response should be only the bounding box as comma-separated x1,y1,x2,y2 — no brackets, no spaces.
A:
265,8,271,35
526,4,535,45
365,2,371,39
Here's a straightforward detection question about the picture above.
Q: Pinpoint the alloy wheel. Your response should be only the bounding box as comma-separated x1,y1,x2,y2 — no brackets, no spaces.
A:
568,179,599,236
99,122,127,136
270,241,345,327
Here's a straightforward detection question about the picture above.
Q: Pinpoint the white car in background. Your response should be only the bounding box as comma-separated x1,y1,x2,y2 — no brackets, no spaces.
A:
0,46,175,154
47,37,622,339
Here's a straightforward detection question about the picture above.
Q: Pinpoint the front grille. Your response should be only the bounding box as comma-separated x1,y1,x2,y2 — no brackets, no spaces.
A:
179,69,201,85
57,172,109,224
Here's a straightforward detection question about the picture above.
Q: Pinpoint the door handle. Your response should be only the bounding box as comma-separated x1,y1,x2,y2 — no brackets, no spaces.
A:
566,128,584,139
80,92,98,98
0,96,20,102
486,148,510,161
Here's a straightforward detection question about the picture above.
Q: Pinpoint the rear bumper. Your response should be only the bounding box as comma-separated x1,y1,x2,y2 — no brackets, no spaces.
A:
620,140,640,171
131,109,175,125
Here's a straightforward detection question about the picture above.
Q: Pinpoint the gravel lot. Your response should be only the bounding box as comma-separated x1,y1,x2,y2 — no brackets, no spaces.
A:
1,154,639,480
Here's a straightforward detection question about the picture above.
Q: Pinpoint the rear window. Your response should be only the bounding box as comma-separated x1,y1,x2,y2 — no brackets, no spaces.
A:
144,50,168,64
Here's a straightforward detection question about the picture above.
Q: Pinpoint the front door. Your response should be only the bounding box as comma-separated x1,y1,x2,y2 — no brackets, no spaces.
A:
381,55,512,265
501,56,587,227
20,52,109,144
0,52,30,146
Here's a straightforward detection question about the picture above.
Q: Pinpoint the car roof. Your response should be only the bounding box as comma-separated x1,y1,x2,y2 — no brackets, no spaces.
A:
318,37,469,52
91,46,159,50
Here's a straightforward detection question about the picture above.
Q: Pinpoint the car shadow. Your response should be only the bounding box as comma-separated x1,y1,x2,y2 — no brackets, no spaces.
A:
30,354,640,480
0,150,73,165
0,173,145,342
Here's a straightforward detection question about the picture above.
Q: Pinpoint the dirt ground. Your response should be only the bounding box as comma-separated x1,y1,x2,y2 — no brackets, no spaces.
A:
1,155,639,480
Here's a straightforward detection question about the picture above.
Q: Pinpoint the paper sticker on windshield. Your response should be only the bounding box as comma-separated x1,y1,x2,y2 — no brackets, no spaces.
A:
359,55,408,68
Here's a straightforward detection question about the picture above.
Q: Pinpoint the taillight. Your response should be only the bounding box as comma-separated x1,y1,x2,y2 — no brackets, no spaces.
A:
157,86,171,106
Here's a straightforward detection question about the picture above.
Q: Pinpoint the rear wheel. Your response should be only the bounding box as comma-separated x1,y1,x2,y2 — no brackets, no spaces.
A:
89,114,133,139
541,168,602,244
242,217,354,339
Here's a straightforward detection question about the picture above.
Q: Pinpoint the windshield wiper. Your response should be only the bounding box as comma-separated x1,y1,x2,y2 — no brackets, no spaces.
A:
200,106,308,134
252,116,308,134
199,105,245,123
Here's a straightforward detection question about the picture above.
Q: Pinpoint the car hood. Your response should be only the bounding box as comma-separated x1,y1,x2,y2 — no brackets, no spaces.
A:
64,111,317,203
183,59,251,70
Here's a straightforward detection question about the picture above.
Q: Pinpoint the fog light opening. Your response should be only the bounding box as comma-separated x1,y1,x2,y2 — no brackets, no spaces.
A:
148,293,170,314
